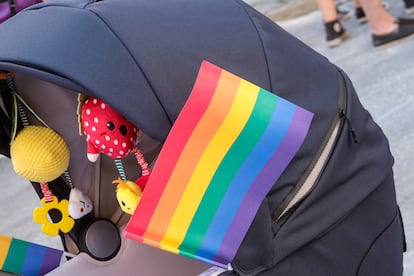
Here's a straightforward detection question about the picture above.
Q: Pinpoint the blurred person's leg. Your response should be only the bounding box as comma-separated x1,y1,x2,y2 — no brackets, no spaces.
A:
336,1,353,21
316,0,349,47
359,0,395,35
354,0,389,24
317,0,339,22
359,0,414,46
353,0,369,24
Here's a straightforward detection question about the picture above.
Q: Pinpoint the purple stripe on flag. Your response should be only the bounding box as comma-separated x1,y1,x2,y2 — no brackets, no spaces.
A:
38,247,63,275
214,107,313,262
195,98,295,261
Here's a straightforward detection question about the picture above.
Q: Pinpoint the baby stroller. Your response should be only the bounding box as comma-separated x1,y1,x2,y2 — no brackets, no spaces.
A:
0,0,406,275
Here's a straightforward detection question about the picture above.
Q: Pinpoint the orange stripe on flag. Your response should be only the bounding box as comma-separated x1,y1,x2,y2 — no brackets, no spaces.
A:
143,70,241,244
160,79,259,250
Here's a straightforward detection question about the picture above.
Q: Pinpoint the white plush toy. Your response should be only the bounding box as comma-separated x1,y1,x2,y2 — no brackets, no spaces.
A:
68,188,93,219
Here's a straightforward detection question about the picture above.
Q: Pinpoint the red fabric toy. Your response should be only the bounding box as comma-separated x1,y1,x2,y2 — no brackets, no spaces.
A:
81,97,139,162
80,97,150,191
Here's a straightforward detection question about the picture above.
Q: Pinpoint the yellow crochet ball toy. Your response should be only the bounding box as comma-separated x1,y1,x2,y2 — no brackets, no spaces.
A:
10,125,70,183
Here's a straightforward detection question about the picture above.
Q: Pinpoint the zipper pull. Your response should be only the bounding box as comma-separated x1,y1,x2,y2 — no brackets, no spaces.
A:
340,110,358,144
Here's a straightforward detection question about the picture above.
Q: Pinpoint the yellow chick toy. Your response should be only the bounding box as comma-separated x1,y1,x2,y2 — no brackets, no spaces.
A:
112,178,142,214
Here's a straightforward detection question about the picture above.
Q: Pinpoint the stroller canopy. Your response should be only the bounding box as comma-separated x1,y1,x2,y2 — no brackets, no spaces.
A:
0,0,335,143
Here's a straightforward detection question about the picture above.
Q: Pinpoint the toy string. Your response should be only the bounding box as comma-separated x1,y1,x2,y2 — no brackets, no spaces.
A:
7,73,22,142
63,171,75,189
133,147,150,176
7,73,76,190
6,73,50,141
115,159,127,181
113,148,150,184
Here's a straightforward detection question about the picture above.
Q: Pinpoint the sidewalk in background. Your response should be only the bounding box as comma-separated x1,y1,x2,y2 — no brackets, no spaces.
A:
244,0,317,21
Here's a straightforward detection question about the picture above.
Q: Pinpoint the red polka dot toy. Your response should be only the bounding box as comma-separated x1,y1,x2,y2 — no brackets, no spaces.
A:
81,97,139,162
80,96,151,192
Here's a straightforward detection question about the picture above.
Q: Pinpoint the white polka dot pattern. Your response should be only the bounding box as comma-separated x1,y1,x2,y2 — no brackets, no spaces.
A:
81,97,139,160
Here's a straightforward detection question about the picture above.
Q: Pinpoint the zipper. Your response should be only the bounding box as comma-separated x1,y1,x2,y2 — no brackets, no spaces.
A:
272,72,349,224
339,110,358,143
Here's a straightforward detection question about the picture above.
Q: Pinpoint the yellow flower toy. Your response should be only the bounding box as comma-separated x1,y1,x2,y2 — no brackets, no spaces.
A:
33,183,75,236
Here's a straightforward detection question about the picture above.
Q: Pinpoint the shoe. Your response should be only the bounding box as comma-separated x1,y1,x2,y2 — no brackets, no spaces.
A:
372,17,414,47
324,19,349,47
355,7,368,24
405,0,414,15
336,6,352,21
355,2,390,24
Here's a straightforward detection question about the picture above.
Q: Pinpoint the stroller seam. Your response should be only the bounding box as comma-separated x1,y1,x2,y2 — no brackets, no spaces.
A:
87,9,172,126
235,0,273,92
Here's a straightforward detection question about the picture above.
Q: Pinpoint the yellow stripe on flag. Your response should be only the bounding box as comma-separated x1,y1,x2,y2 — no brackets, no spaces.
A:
160,79,260,250
0,235,12,268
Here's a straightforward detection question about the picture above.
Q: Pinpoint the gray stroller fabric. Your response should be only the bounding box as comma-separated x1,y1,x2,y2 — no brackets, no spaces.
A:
0,0,405,275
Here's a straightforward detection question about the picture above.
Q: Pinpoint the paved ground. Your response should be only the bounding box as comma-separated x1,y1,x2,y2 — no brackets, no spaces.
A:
243,0,318,21
0,0,413,275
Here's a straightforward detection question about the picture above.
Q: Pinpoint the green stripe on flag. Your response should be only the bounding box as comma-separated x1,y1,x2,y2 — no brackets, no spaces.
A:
2,238,29,274
179,88,277,254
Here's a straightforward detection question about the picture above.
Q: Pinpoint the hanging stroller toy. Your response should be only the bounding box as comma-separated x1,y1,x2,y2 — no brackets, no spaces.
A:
79,95,151,213
79,96,140,162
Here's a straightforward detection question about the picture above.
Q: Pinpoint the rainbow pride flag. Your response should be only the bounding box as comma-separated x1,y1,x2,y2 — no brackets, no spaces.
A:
124,60,314,267
0,235,63,275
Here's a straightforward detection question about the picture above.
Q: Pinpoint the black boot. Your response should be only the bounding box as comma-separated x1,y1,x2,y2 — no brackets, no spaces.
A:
324,19,348,47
